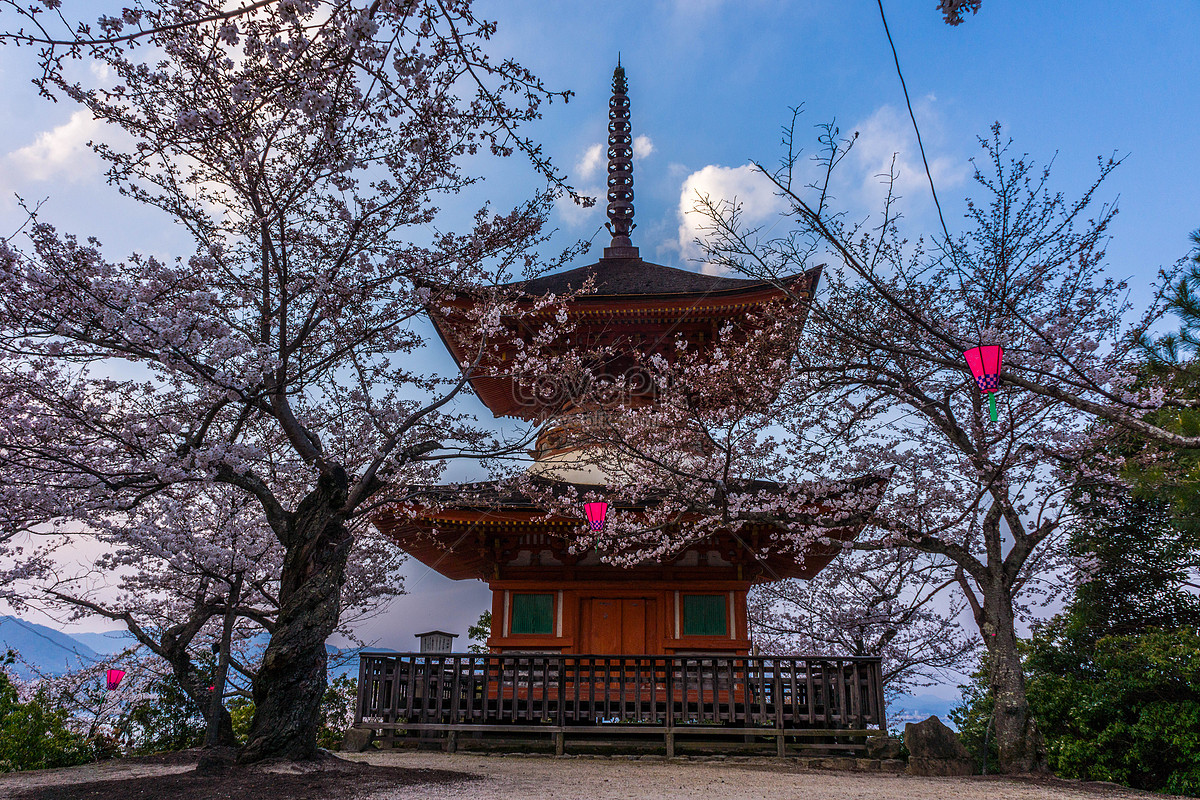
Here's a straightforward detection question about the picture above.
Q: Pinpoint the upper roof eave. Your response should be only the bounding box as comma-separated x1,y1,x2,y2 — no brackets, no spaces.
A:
429,262,821,307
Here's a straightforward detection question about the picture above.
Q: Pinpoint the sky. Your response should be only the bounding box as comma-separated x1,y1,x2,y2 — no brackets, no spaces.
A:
1,2,1198,697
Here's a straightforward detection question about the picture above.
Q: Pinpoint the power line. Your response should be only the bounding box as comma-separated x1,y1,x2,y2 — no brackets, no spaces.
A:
876,0,953,248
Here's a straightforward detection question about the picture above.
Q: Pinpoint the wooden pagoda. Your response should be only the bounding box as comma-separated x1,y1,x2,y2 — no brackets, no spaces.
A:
374,61,885,657
354,63,890,755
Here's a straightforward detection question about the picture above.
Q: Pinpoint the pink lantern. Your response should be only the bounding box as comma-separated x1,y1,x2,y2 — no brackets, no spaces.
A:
106,668,125,691
963,345,1004,422
583,501,608,532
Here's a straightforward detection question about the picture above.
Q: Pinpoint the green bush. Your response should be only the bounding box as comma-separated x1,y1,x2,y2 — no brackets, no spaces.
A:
228,696,254,744
317,675,357,750
1030,628,1200,795
0,658,92,772
948,669,996,773
955,628,1200,795
116,673,205,755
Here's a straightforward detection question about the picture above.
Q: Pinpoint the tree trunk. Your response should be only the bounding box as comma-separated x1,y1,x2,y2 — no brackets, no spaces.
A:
162,637,238,747
205,705,237,747
205,573,243,749
239,468,353,762
982,584,1048,773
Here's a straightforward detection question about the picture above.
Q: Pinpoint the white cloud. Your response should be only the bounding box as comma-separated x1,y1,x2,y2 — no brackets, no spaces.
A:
577,143,604,180
5,110,103,182
556,188,604,228
563,135,655,229
88,61,112,82
847,99,968,218
576,135,654,182
633,135,654,160
675,163,787,272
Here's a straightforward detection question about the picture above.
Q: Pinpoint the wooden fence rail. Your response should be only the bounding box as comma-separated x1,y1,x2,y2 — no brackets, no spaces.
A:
354,653,885,754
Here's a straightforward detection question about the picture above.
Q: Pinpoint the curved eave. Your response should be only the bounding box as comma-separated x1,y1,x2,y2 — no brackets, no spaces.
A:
375,512,871,583
373,470,886,584
448,264,819,307
429,267,821,420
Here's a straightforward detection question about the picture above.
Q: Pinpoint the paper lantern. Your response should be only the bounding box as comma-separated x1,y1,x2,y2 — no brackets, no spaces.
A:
105,668,125,691
583,501,608,532
963,345,1004,422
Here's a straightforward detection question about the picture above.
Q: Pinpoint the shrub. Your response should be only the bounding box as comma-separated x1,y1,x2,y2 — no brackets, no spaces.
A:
1034,629,1200,795
0,657,92,772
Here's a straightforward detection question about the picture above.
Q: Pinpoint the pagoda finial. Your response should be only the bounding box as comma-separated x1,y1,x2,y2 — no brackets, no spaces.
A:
603,58,638,260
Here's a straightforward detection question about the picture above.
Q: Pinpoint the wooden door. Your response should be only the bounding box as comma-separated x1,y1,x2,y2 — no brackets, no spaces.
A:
590,599,623,654
621,599,646,653
588,598,650,654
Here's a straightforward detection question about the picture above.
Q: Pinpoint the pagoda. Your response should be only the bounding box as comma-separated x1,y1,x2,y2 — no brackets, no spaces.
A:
374,63,886,657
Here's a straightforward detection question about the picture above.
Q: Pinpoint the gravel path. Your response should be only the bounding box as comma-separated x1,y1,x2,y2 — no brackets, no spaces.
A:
0,750,1162,800
345,751,1159,800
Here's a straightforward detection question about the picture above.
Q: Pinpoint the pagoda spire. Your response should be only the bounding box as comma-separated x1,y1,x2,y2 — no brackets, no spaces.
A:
603,57,639,259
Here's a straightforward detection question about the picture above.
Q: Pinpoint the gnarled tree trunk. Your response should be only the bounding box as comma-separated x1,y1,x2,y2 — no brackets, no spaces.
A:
239,469,353,762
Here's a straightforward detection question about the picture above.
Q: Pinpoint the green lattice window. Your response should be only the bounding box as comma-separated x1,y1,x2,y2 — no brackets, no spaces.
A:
510,593,554,635
683,594,728,636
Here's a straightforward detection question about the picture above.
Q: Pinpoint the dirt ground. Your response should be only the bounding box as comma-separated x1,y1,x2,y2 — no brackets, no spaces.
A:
0,749,1165,800
0,751,471,800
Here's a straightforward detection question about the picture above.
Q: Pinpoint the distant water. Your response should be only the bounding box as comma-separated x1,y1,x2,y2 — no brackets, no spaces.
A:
889,693,961,730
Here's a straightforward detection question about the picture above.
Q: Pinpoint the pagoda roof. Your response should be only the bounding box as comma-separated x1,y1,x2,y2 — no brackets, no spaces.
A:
502,254,787,299
429,263,820,420
426,58,822,420
373,472,887,584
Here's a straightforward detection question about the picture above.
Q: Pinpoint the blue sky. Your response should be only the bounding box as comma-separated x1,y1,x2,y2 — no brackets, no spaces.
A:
1,2,1198,696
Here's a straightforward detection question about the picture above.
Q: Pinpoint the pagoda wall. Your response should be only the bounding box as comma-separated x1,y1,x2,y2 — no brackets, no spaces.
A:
485,578,752,656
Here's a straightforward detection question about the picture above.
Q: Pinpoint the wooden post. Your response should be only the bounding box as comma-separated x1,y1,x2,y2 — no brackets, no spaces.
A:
665,656,675,758
355,655,368,726
389,656,406,747
433,655,445,722
774,664,785,757
557,655,567,728
878,657,888,734
403,654,417,721
465,655,478,723
451,656,463,724
805,658,815,726
849,661,862,729
446,730,457,753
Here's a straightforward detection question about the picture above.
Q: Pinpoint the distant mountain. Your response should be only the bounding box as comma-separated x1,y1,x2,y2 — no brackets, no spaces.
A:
890,693,962,730
71,629,135,655
0,615,398,683
0,616,104,680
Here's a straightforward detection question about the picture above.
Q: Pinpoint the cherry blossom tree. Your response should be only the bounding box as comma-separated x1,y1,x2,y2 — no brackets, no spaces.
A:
7,482,403,748
749,547,974,702
0,0,577,761
660,123,1164,772
504,302,892,568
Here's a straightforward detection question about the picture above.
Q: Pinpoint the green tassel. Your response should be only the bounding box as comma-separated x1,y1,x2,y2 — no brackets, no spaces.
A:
988,393,998,423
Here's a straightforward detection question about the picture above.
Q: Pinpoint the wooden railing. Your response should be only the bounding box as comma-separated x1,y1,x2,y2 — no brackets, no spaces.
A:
355,653,885,753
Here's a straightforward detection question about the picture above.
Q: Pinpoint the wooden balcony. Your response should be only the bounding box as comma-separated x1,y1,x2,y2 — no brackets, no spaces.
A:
354,653,886,757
